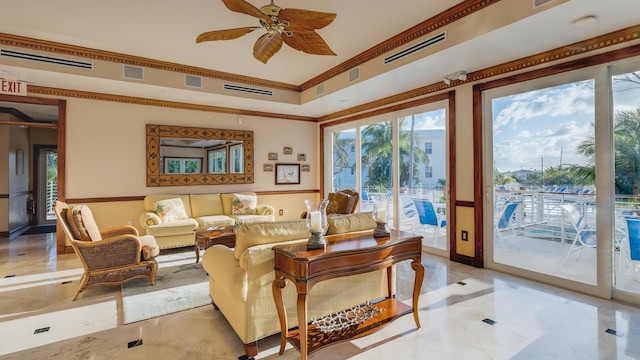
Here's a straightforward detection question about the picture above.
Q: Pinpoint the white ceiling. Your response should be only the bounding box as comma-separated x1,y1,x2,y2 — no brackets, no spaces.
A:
0,0,639,120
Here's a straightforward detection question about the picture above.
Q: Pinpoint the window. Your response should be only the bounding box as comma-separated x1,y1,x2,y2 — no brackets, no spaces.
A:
230,144,243,174
425,142,432,154
424,165,433,178
208,149,226,173
163,157,201,173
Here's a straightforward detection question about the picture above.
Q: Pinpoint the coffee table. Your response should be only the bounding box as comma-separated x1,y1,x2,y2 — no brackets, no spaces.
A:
194,227,236,263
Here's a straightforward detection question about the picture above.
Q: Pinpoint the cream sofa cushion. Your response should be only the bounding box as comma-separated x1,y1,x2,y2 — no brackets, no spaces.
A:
234,220,310,260
144,194,192,218
221,192,256,215
190,194,224,218
326,212,376,235
195,215,235,229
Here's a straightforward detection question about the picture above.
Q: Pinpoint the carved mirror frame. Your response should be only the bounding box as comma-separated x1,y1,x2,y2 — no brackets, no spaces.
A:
146,124,254,186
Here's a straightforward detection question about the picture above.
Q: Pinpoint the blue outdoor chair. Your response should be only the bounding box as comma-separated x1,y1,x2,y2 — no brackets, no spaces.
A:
561,204,596,264
623,218,640,276
413,199,446,246
494,202,520,248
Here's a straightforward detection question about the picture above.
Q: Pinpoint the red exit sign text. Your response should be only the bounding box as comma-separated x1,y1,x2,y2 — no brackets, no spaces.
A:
0,80,27,96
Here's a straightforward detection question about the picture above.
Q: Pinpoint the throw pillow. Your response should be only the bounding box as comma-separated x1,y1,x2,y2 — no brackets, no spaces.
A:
154,198,188,223
232,193,257,215
65,205,103,241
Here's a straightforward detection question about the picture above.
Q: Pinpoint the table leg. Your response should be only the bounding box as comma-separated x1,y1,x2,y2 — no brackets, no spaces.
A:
297,292,309,360
411,259,424,328
194,244,200,263
272,275,288,355
386,265,395,299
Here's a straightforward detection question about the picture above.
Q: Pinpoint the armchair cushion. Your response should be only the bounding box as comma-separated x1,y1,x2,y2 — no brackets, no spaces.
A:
66,205,102,241
326,191,357,215
140,234,160,260
153,198,189,223
326,212,376,235
232,193,258,215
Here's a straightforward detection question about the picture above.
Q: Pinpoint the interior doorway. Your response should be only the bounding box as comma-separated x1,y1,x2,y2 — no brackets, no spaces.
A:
33,145,57,225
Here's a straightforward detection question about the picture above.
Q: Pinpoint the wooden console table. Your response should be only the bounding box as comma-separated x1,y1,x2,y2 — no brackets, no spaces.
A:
271,230,424,359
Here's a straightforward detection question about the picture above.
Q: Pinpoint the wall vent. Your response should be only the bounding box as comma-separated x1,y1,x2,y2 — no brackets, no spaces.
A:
123,65,144,80
223,83,273,96
348,68,360,82
185,75,202,88
533,0,556,8
0,48,93,69
316,83,324,96
383,31,446,65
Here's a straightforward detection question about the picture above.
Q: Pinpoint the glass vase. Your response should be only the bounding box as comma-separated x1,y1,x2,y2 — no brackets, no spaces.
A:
371,194,390,238
305,199,329,250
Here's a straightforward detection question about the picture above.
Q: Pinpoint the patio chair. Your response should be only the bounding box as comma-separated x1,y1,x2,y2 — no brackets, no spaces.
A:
622,218,640,277
54,201,159,300
397,194,418,231
494,202,520,248
561,204,596,265
413,199,446,246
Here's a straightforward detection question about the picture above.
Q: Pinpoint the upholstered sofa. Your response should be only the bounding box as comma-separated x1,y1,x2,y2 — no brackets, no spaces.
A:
201,212,389,358
140,192,275,249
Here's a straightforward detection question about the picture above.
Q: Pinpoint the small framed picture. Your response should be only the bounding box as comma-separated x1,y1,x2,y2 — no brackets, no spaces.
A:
301,164,310,172
263,163,274,172
268,152,278,161
275,163,300,185
283,146,293,155
297,153,306,161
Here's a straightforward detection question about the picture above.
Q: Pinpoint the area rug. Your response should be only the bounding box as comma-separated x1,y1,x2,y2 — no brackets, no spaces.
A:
121,262,210,324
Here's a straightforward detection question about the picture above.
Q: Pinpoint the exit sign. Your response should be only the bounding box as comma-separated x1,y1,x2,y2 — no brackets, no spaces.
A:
0,80,27,96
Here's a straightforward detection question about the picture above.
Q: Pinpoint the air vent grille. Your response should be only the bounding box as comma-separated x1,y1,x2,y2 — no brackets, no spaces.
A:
123,65,144,80
533,0,555,8
316,83,324,96
0,48,93,69
383,31,446,65
185,75,202,88
349,68,360,82
223,83,273,96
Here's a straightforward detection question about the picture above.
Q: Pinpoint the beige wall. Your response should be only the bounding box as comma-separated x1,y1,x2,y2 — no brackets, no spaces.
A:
52,97,319,230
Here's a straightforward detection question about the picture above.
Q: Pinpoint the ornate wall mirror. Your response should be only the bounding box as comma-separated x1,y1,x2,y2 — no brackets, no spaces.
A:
146,124,254,186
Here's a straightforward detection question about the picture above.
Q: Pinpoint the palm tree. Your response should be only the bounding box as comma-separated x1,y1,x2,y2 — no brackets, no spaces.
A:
360,120,429,190
577,107,640,194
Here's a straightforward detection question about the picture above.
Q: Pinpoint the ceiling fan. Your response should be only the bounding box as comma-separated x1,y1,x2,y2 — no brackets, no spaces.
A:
196,0,337,64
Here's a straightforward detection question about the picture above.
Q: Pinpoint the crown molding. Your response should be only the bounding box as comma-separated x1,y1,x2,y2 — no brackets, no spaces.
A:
26,86,316,122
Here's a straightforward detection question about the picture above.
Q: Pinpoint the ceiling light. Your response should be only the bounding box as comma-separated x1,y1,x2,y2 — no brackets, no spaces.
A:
572,15,598,28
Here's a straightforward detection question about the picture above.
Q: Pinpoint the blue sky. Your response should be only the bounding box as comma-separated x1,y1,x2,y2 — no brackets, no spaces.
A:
492,80,596,172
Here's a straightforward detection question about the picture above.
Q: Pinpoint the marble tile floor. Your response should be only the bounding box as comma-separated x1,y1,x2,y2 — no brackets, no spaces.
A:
3,232,640,359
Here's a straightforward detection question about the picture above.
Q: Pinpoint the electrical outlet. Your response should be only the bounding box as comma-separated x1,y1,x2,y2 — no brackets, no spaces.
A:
461,230,468,241
278,209,283,216
284,209,289,215
127,220,133,226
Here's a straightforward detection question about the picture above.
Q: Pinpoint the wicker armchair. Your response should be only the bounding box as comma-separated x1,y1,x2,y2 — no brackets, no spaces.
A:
54,201,159,300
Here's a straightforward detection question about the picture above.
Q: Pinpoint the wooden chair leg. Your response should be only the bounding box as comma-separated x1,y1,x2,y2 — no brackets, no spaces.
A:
244,341,258,358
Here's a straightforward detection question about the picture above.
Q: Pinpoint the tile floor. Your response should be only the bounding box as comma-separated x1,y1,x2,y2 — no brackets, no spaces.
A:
2,231,640,359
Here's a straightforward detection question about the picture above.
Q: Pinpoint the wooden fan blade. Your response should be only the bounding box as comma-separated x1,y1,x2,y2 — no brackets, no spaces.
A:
196,27,260,42
222,0,273,24
279,8,336,31
253,33,283,64
282,31,335,56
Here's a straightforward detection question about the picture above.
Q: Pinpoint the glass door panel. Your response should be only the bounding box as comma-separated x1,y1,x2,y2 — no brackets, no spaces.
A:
399,110,448,249
331,128,357,193
612,69,640,295
491,79,597,285
360,121,392,214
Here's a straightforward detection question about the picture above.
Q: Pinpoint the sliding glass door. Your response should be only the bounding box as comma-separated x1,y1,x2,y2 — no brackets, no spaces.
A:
325,101,448,254
484,57,640,302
